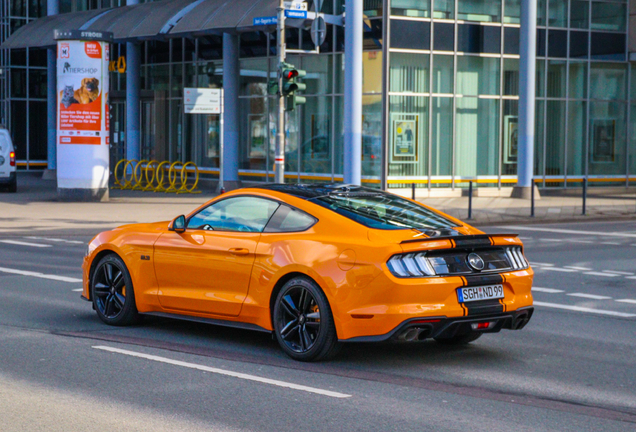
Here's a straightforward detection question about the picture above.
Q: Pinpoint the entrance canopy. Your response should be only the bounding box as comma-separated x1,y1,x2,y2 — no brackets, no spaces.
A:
1,0,281,49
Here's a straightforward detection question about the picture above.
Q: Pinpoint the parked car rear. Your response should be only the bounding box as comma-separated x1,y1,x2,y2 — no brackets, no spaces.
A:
0,128,17,193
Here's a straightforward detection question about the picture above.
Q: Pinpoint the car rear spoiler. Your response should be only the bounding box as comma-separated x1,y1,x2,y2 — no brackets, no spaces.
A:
400,233,520,247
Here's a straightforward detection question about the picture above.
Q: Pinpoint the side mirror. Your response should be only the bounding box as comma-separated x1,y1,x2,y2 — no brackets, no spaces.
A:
169,215,186,233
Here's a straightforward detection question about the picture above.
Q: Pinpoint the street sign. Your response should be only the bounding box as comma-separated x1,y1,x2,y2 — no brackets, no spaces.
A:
284,1,307,11
310,16,327,47
285,10,307,19
253,16,278,26
184,88,222,114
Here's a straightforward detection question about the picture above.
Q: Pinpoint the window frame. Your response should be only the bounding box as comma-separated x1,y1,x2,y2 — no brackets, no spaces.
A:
262,204,319,233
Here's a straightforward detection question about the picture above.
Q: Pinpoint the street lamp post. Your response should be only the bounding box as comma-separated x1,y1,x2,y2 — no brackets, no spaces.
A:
275,0,286,184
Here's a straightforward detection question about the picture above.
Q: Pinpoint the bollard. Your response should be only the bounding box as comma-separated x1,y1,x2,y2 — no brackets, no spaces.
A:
412,183,416,200
531,180,535,217
468,180,473,220
582,178,587,215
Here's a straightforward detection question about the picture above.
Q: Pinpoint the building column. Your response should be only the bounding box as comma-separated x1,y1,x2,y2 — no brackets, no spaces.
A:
126,0,141,162
126,42,141,162
222,32,240,190
43,0,59,180
512,0,539,199
343,0,363,186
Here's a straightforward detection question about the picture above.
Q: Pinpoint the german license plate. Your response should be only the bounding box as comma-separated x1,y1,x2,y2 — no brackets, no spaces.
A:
457,285,504,303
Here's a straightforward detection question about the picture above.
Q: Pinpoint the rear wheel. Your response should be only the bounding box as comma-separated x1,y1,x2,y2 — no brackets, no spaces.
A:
434,332,482,345
8,178,16,193
273,277,340,362
91,254,139,326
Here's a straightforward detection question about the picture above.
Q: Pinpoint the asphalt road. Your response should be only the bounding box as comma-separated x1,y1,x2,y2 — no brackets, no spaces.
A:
0,221,635,431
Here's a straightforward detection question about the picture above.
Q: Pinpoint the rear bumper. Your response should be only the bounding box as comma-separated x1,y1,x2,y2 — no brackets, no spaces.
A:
341,307,534,342
0,172,16,184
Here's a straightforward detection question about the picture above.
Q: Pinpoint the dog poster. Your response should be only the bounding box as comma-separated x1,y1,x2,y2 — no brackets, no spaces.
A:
57,40,109,146
56,36,110,193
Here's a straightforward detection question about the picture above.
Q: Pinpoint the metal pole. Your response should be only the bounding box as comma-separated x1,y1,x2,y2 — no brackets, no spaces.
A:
275,0,286,184
582,178,587,216
343,0,363,185
45,0,59,176
531,178,535,217
515,0,537,194
219,89,224,193
222,33,240,188
468,181,473,220
126,0,141,163
411,183,415,200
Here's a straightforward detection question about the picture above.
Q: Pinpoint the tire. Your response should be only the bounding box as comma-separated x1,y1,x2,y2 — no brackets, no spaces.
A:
8,179,16,193
90,254,139,326
434,332,482,345
273,276,340,362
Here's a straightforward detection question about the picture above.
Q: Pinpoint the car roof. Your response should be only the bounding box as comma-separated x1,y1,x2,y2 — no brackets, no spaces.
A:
254,183,384,200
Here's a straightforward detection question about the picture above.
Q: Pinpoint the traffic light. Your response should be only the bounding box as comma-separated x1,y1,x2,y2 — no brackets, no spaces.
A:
280,62,306,111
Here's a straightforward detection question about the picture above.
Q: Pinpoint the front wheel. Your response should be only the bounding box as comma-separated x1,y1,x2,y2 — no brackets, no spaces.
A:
434,332,482,345
273,277,340,362
91,254,139,326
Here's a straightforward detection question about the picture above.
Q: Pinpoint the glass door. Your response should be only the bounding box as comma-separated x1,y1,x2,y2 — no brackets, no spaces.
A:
109,100,126,169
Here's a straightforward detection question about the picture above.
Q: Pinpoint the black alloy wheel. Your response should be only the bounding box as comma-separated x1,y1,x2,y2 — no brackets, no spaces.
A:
273,277,339,362
91,254,139,326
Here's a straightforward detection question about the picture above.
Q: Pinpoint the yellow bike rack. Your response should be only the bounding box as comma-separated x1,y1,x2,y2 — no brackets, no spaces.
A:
120,159,137,190
177,161,201,194
112,159,127,189
165,161,183,193
142,160,159,191
132,159,149,190
154,161,170,192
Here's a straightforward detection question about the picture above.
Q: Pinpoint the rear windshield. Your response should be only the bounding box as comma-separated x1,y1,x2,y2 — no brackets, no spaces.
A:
308,192,458,231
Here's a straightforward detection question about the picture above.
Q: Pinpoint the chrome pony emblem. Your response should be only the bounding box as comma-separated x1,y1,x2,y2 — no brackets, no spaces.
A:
467,253,485,271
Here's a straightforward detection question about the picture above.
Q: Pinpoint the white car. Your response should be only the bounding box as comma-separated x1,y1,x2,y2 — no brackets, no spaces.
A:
0,128,16,193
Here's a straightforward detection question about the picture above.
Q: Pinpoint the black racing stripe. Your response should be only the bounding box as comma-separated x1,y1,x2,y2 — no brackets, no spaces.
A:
460,303,468,316
488,236,494,246
463,273,504,287
465,299,504,316
499,298,507,312
449,238,456,248
460,276,468,287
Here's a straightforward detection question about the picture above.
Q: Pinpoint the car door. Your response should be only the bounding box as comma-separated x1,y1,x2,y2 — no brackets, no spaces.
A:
153,196,280,316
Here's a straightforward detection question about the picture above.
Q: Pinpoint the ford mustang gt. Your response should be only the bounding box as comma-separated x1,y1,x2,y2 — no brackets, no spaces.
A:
82,184,534,361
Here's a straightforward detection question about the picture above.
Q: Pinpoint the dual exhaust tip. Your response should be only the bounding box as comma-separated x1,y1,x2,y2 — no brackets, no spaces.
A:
398,326,431,342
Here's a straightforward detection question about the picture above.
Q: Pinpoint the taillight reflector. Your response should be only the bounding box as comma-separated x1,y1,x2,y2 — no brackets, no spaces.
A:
9,151,15,166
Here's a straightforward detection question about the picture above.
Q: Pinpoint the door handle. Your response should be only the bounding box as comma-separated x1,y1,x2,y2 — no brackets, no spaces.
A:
229,248,249,255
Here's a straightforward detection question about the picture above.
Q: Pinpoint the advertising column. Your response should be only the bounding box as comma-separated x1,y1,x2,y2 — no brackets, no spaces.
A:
55,30,112,201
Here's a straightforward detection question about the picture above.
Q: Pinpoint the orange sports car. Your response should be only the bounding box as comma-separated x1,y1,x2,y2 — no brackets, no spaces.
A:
82,184,534,361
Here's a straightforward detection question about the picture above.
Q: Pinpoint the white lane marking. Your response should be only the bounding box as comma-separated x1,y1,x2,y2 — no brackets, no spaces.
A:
530,262,554,267
568,293,612,300
625,276,636,280
533,302,636,318
564,266,592,271
601,242,621,245
540,239,563,242
24,236,84,245
532,287,565,293
0,266,82,283
93,346,351,399
567,240,594,244
601,270,635,276
71,288,83,292
616,299,636,304
500,226,636,238
540,267,576,273
583,271,620,277
0,240,52,248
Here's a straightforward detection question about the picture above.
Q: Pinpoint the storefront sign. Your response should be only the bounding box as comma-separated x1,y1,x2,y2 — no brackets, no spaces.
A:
108,56,126,73
184,88,222,114
253,16,278,26
56,37,110,193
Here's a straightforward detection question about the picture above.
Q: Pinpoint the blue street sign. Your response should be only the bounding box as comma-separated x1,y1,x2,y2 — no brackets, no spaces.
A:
285,10,307,19
253,16,278,25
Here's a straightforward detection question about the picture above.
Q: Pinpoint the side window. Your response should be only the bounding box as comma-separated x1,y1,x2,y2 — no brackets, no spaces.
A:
264,205,317,233
187,196,280,232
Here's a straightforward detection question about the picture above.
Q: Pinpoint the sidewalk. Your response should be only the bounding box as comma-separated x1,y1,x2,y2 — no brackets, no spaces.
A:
1,173,634,233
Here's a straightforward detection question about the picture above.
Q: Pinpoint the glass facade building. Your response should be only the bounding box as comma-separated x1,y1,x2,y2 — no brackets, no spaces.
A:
2,0,635,191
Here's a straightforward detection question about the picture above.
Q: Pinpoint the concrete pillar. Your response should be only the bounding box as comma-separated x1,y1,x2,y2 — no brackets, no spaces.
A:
222,32,240,190
43,0,59,180
126,0,141,162
126,42,141,161
512,0,539,199
343,0,363,186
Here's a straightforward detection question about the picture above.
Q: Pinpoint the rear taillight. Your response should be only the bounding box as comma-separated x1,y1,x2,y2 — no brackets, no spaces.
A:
9,151,15,166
